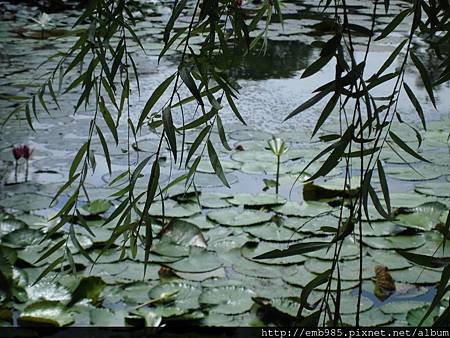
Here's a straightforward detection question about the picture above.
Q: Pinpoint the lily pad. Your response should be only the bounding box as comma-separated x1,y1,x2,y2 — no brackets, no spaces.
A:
361,234,426,250
147,281,202,316
148,200,201,218
19,301,74,327
385,165,444,181
390,266,442,284
233,259,297,279
272,201,332,217
26,281,71,303
415,182,450,198
243,222,304,242
395,202,448,231
2,229,43,248
199,285,256,314
227,193,286,207
207,208,272,227
79,199,112,216
341,309,392,326
380,300,426,314
406,305,438,326
283,215,337,234
166,248,222,273
158,219,207,248
368,250,412,270
0,216,27,236
0,193,52,211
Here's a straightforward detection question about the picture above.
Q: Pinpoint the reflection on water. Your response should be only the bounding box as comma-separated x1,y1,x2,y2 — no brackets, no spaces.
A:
214,40,312,80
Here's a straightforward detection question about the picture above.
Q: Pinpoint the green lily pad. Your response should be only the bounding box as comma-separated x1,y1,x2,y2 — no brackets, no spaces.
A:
147,281,202,316
362,234,426,250
385,164,444,181
396,202,448,231
229,129,273,141
2,229,43,248
152,241,190,258
0,215,27,236
406,305,438,326
0,193,52,211
183,214,216,230
380,300,426,314
282,215,337,234
233,259,297,279
304,257,377,281
272,201,332,217
26,281,71,303
89,308,127,326
158,219,207,248
79,199,112,215
368,249,412,270
70,276,106,305
199,285,256,314
303,240,360,260
415,182,450,198
197,192,232,209
243,222,304,242
207,208,272,226
354,221,402,237
19,301,74,327
148,200,201,218
177,267,226,282
166,248,222,273
341,309,392,326
390,266,442,284
227,193,286,207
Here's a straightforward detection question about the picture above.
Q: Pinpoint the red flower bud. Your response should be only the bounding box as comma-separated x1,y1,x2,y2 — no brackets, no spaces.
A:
21,145,33,160
12,146,23,160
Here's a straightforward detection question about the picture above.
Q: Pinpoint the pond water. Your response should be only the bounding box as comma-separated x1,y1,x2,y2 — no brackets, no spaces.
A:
0,0,449,327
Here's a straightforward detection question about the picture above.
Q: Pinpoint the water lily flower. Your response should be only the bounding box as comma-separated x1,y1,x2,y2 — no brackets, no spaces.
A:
12,146,23,160
11,145,32,183
31,13,52,29
20,145,33,160
268,137,288,194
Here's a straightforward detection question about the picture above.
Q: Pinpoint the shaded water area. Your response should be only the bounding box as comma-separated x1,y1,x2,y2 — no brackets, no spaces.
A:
0,0,449,327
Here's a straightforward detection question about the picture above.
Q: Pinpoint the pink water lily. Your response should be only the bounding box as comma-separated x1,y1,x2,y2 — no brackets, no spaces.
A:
11,145,33,183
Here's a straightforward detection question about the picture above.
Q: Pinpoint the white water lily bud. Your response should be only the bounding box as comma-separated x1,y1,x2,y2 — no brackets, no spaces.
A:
268,138,288,157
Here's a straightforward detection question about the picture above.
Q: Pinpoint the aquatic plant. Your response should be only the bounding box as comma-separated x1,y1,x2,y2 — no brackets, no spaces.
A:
268,137,288,194
2,0,450,328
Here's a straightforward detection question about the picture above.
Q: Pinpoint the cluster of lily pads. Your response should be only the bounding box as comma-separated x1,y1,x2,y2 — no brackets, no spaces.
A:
1,113,449,327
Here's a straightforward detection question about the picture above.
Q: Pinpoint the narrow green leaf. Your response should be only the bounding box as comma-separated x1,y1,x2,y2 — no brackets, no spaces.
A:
410,52,436,108
285,90,331,121
301,55,333,79
207,140,229,188
138,74,175,131
404,82,426,130
69,142,88,178
179,67,204,106
375,9,410,41
216,115,231,151
389,131,430,163
180,108,216,130
100,98,118,145
377,39,407,77
96,126,111,175
34,239,66,264
185,125,210,167
311,93,339,137
33,256,64,285
396,251,450,269
255,242,330,259
377,160,391,214
163,107,177,162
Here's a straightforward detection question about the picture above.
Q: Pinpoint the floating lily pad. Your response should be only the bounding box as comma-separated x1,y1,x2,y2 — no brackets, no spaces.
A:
89,308,127,326
362,234,426,250
26,281,71,303
354,221,402,237
148,200,201,218
341,309,392,326
227,193,286,207
197,192,232,209
19,301,74,327
379,300,426,314
390,266,442,284
385,165,444,181
0,193,52,211
272,201,332,217
2,229,43,248
244,222,304,242
396,202,448,231
304,257,377,281
166,248,222,273
283,215,337,234
148,281,202,316
229,129,273,141
368,250,412,270
199,285,256,314
177,267,226,282
183,214,216,230
70,276,106,306
0,216,27,236
415,182,450,198
207,208,272,226
158,219,207,248
233,259,297,279
303,240,360,260
79,199,112,216
406,305,438,326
